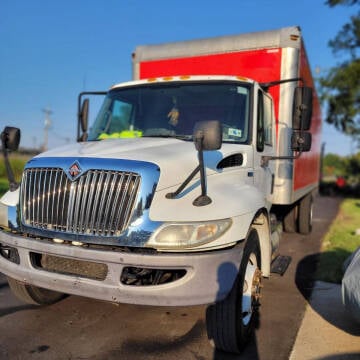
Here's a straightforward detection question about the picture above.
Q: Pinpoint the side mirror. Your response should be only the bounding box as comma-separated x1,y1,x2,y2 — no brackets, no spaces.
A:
291,131,312,152
80,98,89,133
192,120,222,207
78,98,89,141
1,126,21,151
77,91,107,142
193,120,222,151
1,126,21,191
293,87,313,131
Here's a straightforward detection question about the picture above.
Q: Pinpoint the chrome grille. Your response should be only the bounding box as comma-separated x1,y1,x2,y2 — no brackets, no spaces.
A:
21,168,141,236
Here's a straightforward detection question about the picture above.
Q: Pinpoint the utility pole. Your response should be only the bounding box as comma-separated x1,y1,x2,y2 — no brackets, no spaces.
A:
32,136,37,150
42,108,52,151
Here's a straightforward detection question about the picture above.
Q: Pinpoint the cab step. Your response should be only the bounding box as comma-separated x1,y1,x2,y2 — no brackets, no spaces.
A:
271,255,292,275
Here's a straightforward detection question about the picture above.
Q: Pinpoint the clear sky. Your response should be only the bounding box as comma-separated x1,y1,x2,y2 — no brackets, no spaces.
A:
0,0,357,155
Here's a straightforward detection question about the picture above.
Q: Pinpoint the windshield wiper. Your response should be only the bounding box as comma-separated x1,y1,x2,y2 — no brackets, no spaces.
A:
142,134,192,140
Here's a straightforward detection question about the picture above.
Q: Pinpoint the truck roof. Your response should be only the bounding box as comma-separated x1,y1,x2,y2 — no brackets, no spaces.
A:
133,26,302,62
110,75,254,90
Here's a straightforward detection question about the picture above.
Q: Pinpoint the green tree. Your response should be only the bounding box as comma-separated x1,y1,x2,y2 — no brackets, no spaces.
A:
320,0,360,139
323,153,346,177
345,152,360,182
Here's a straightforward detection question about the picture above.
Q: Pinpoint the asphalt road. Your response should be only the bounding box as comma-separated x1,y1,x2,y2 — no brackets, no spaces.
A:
0,195,341,360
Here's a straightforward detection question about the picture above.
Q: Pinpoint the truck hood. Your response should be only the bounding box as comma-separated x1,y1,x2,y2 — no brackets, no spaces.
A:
35,138,236,190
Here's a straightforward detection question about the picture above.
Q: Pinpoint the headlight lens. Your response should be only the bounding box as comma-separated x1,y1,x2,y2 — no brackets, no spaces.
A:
147,219,232,249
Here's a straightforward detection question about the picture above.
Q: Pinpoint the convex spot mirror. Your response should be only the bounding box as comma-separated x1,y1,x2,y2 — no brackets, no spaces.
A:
1,126,21,151
193,120,222,151
293,86,313,131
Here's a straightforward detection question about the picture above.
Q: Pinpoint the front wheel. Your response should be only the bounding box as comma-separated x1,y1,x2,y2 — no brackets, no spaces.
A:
206,229,262,354
7,277,66,305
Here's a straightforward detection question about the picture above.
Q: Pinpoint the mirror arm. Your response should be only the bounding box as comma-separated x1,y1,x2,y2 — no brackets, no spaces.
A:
166,135,213,206
166,165,200,199
193,147,212,206
261,152,302,167
167,121,220,204
260,77,303,92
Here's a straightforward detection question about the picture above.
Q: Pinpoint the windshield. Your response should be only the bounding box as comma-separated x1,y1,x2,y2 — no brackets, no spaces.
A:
88,82,250,144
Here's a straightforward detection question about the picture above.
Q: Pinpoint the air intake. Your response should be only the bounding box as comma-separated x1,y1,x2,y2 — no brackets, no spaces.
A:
217,153,243,169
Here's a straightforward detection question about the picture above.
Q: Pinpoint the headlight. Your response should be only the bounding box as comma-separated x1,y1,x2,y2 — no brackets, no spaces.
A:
147,219,232,249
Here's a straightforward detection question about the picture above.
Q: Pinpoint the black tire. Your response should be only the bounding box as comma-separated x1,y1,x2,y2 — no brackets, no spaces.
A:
283,205,298,233
298,193,313,235
206,229,262,354
7,277,66,305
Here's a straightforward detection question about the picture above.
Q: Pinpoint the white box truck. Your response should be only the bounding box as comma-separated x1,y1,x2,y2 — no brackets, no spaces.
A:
0,26,321,353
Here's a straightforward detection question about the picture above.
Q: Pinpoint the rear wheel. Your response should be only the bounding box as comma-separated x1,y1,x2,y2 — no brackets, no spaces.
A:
206,229,262,353
283,205,298,233
7,277,66,305
298,193,313,234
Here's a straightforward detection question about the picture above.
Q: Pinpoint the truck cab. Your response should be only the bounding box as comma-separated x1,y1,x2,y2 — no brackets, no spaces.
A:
0,26,318,355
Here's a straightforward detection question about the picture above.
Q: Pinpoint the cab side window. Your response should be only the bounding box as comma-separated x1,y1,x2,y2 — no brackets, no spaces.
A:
257,90,273,152
263,92,273,146
257,90,265,152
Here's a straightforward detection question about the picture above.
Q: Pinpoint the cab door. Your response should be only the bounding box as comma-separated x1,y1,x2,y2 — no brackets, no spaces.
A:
253,88,276,206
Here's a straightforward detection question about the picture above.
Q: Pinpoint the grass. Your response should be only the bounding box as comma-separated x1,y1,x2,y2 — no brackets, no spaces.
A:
316,198,360,283
0,178,9,197
0,153,29,196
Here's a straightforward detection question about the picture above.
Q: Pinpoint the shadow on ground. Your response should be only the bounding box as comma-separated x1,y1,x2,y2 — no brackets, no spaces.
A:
295,253,360,337
315,353,360,360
